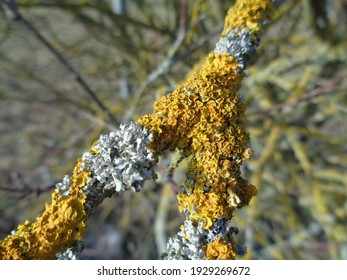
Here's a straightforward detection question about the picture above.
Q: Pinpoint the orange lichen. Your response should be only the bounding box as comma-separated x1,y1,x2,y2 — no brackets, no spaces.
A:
0,0,273,260
0,155,93,260
222,0,273,36
137,53,244,155
0,187,87,260
90,140,100,154
178,187,234,229
205,237,236,260
137,52,256,230
71,158,91,188
137,1,273,259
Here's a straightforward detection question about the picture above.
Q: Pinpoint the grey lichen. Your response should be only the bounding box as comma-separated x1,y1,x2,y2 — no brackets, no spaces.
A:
162,220,206,260
55,175,72,197
214,29,259,71
54,122,157,214
56,241,84,260
162,218,241,260
85,122,157,193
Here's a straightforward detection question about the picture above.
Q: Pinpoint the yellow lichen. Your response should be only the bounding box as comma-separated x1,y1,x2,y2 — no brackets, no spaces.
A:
137,1,272,259
205,237,236,260
137,53,244,154
222,0,273,36
137,52,256,230
0,187,87,260
178,187,234,229
0,0,272,260
71,158,91,188
90,140,99,154
0,156,93,260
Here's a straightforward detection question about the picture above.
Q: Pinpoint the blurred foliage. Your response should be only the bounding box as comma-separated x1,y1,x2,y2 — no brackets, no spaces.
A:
0,0,346,259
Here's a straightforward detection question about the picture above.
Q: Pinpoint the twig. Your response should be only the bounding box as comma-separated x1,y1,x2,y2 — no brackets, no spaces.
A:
178,26,222,61
154,160,180,255
0,185,55,196
0,170,56,197
0,0,119,126
123,0,188,122
249,75,347,116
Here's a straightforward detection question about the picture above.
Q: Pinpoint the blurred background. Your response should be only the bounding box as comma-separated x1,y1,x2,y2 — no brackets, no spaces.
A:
0,0,346,260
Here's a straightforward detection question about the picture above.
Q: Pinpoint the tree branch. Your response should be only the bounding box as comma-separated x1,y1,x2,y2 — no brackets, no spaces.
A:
249,75,347,116
0,0,119,126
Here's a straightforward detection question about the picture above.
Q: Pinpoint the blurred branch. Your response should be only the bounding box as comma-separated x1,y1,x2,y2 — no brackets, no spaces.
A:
178,26,222,61
0,185,55,197
154,161,177,256
0,170,55,198
249,75,347,116
0,0,119,126
16,1,173,36
123,0,188,122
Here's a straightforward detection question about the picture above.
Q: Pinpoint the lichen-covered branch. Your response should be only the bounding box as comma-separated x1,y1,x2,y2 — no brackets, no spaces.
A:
0,123,157,259
0,0,273,260
138,0,273,260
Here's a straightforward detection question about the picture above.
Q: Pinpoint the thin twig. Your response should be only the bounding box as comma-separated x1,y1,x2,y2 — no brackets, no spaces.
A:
0,185,55,196
178,26,222,61
1,0,119,126
0,170,56,197
154,160,180,255
123,0,188,122
249,75,347,116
